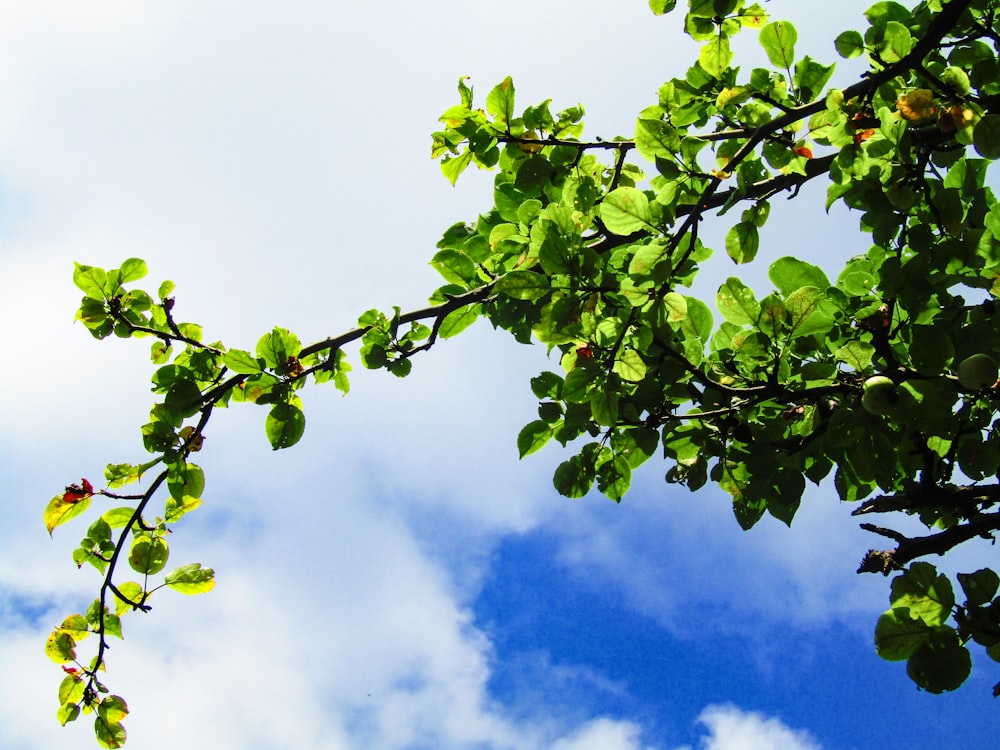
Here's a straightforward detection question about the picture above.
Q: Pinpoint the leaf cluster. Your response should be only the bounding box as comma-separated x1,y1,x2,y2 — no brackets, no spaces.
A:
42,0,1000,744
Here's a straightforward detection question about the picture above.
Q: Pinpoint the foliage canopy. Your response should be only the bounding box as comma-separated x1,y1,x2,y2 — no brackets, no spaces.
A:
42,0,1000,744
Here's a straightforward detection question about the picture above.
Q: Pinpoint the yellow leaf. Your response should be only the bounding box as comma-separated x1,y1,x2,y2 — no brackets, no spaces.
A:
897,89,937,123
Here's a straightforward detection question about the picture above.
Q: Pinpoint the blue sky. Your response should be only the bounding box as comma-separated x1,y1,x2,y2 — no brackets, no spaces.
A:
0,1,996,748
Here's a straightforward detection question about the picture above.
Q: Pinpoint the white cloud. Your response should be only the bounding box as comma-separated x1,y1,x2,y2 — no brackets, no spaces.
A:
0,502,656,750
550,717,651,750
549,473,890,637
691,704,821,750
0,1,903,749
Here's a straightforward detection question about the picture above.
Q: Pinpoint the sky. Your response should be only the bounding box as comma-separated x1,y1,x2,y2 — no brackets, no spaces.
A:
0,1,996,748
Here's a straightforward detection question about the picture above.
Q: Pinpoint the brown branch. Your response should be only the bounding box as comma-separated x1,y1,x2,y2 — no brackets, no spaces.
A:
88,469,169,695
679,0,972,230
499,133,635,151
679,153,836,216
858,511,1000,574
853,483,1000,516
298,283,495,360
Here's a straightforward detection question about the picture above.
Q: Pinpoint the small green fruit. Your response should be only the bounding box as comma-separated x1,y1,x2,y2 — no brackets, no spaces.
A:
861,375,899,415
956,353,998,390
940,66,971,96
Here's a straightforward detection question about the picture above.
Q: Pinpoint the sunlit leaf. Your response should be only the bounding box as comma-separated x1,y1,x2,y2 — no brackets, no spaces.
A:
517,420,554,458
494,270,550,301
165,563,216,594
128,535,169,576
759,20,797,69
112,582,146,615
45,631,76,664
44,493,92,536
439,305,480,339
486,76,515,127
265,400,306,450
95,714,127,749
716,277,760,325
118,258,148,284
600,187,653,235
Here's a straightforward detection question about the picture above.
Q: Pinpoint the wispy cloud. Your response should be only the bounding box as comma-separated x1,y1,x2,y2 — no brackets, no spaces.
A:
688,704,821,750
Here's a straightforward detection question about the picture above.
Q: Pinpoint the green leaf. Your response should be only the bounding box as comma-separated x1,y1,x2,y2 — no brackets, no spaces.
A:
441,151,473,185
879,20,912,63
648,0,677,14
167,462,204,502
52,615,85,647
725,222,759,263
128,535,169,575
104,460,156,489
44,493,92,536
221,349,263,374
57,702,81,726
909,325,954,376
515,156,555,191
836,269,876,297
518,420,553,458
597,454,632,501
118,258,148,284
486,76,515,128
457,76,473,107
699,34,733,78
759,21,797,69
439,304,480,339
112,582,145,615
431,249,478,286
957,569,999,607
835,29,864,58
793,56,836,100
716,277,760,326
890,562,955,627
101,507,135,529
613,349,647,382
45,630,77,663
494,270,550,301
590,386,619,426
265,400,306,450
769,256,830,295
600,187,653,235
165,563,216,594
73,263,108,299
756,293,787,338
59,674,86,705
530,371,563,399
635,119,680,162
563,367,594,403
785,287,836,339
164,379,203,420
835,340,875,371
875,608,933,661
553,454,593,498
95,712,127,749
628,242,671,281
906,629,971,693
165,494,202,523
973,114,1000,159
256,327,302,370
98,695,129,724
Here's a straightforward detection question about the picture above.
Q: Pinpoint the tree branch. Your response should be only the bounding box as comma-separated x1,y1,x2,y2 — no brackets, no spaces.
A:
298,283,495,360
858,511,1000,574
852,483,1000,516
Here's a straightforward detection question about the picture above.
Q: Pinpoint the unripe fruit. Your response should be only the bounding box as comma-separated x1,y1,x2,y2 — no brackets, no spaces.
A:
516,131,544,155
956,353,998,390
940,66,971,96
861,375,899,415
